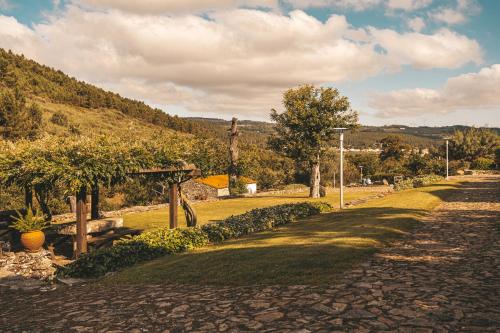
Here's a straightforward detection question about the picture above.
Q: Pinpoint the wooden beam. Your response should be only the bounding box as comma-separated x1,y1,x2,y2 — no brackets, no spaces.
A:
169,183,178,229
75,187,88,257
91,182,99,220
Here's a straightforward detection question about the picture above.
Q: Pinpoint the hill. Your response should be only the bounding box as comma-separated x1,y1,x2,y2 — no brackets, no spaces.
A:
187,118,500,149
0,48,205,138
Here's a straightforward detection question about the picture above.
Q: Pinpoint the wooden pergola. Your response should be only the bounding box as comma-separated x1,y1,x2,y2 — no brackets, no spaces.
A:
129,165,201,229
22,165,200,257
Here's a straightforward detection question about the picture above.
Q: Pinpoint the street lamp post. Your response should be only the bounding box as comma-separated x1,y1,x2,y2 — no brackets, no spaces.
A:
359,165,363,183
444,137,450,180
334,128,347,209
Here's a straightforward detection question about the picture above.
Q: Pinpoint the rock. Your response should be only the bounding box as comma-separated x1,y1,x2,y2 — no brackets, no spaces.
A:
57,277,87,286
342,310,377,319
329,318,343,327
171,304,189,313
254,311,284,322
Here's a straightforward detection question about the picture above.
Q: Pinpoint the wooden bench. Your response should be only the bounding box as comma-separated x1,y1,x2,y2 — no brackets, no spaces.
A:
56,218,140,255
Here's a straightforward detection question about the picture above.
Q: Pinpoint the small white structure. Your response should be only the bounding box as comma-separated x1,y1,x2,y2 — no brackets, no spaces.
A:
246,183,257,194
182,174,257,200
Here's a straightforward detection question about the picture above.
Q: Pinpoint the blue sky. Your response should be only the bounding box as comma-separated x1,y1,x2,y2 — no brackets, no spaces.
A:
1,0,499,126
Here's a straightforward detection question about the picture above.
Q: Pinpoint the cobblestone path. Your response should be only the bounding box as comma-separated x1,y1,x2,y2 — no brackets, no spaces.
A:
1,176,499,332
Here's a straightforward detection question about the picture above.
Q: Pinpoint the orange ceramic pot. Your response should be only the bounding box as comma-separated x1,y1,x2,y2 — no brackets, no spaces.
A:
20,230,45,252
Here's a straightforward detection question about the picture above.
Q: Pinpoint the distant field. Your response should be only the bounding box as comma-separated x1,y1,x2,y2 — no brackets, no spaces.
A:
123,188,386,231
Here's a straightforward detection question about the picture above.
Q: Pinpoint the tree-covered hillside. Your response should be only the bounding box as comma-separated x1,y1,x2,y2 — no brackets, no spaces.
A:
0,48,204,135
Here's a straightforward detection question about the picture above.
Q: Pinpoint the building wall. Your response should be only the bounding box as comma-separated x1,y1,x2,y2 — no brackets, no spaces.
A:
246,183,257,194
181,180,218,201
217,188,230,197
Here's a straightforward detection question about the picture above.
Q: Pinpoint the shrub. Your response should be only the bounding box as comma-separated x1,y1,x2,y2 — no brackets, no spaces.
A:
229,178,248,195
471,157,495,170
50,111,69,127
394,178,414,191
394,175,443,191
59,201,331,278
10,208,49,232
201,202,331,243
61,228,209,278
412,175,443,187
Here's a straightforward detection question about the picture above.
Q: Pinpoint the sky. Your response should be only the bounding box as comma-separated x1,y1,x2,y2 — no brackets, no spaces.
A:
0,0,499,126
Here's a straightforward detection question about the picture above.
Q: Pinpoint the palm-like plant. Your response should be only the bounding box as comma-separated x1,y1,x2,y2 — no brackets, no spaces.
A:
10,209,49,233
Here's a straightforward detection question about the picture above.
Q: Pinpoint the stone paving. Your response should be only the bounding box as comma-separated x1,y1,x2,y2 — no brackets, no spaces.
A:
1,175,499,332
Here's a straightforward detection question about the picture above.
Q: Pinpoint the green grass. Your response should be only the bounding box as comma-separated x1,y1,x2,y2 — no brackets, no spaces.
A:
105,181,460,286
123,189,383,230
36,98,181,140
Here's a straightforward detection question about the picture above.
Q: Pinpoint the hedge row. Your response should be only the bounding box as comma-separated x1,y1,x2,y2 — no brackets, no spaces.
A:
394,174,444,191
60,201,332,278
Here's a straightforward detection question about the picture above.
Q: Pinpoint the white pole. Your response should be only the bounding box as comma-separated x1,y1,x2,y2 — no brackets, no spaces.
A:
340,131,344,209
446,139,449,180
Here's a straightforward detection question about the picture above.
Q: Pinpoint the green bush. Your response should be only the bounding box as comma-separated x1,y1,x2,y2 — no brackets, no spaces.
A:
471,157,495,170
394,175,443,191
394,178,414,191
229,178,248,195
412,175,443,187
50,111,69,127
60,228,209,278
201,202,331,243
59,201,331,278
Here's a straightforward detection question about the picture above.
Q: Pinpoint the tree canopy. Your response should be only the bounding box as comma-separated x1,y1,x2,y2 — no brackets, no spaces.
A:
268,85,358,197
449,128,498,162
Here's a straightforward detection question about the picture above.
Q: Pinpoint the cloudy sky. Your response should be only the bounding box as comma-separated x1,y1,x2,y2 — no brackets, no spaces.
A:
1,0,499,126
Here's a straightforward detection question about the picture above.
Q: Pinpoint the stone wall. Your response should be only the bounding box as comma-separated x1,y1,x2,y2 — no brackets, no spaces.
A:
181,180,219,201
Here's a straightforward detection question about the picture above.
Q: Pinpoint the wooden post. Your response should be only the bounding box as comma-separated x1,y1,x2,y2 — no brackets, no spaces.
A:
169,183,178,229
228,117,239,194
91,182,99,220
76,187,88,257
24,186,33,210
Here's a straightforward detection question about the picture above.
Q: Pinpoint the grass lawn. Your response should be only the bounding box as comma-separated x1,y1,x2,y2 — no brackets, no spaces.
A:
106,180,460,286
123,188,384,230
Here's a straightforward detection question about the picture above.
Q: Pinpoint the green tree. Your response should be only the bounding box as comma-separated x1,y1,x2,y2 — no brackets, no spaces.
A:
347,152,380,178
0,88,42,140
268,85,358,198
449,128,499,162
379,135,410,161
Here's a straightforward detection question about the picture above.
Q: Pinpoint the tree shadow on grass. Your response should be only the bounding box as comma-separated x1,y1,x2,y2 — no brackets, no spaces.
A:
428,177,500,204
107,206,429,286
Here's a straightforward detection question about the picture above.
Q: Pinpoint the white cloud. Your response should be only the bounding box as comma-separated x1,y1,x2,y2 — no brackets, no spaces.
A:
370,28,482,69
369,64,500,117
0,6,484,118
386,0,432,11
0,0,13,10
406,16,425,32
430,0,480,25
77,0,278,14
286,0,432,11
285,0,383,11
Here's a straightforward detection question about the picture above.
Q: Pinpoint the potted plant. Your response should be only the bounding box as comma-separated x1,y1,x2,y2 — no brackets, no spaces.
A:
11,209,49,252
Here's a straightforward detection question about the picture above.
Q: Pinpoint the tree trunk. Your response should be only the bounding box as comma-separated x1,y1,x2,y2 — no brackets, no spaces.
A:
228,117,239,195
34,187,52,221
309,156,321,198
90,182,100,220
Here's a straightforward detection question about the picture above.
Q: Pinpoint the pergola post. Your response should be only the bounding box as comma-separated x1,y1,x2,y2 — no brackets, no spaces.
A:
24,186,33,210
91,182,99,220
76,187,88,256
169,183,178,229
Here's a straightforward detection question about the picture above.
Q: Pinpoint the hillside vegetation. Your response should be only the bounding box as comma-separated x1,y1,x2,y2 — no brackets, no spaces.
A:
0,48,204,136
